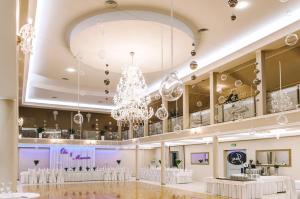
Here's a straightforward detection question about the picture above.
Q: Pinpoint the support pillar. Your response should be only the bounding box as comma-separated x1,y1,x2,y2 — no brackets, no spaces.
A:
135,144,139,180
0,0,18,191
210,72,218,125
117,123,122,140
129,122,133,139
162,99,168,133
144,120,149,137
255,50,267,116
212,136,219,178
160,141,166,185
183,85,190,129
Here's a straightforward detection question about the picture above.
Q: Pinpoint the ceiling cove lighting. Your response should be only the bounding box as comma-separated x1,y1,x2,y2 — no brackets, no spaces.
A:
235,1,249,10
26,1,300,110
65,67,76,73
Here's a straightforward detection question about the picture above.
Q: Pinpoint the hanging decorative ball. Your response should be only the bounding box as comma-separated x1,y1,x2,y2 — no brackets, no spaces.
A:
159,72,183,101
228,0,238,7
73,112,84,125
254,90,260,96
155,104,169,120
105,70,109,75
190,61,198,70
231,14,237,21
234,80,243,87
191,75,197,80
104,79,110,85
277,114,288,125
253,78,261,85
218,96,226,104
220,74,228,81
105,64,109,67
285,33,298,46
105,90,109,94
191,50,196,56
196,100,203,108
253,69,260,74
108,121,112,125
133,124,139,131
154,93,161,100
173,124,182,132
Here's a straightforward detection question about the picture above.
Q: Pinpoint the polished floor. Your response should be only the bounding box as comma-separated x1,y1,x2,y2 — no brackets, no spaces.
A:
23,181,223,199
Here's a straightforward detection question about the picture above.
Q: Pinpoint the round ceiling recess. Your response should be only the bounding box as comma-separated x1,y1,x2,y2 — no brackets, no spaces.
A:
69,10,196,74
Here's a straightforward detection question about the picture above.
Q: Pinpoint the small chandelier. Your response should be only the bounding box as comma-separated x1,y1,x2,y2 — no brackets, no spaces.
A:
17,20,35,54
111,52,153,124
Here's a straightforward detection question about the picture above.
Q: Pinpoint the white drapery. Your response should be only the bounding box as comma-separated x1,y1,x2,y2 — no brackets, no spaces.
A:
50,146,95,169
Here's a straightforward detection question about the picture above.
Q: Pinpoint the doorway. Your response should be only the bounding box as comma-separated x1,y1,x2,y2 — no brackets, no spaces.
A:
170,151,179,168
224,149,247,177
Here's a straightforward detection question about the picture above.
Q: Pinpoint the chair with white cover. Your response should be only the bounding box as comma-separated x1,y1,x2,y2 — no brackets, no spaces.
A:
39,169,47,184
49,170,57,184
57,169,64,184
28,169,38,184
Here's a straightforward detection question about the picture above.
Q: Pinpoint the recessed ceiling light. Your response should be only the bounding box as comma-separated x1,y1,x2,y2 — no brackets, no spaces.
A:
51,96,57,99
65,68,76,73
236,1,249,10
61,77,69,80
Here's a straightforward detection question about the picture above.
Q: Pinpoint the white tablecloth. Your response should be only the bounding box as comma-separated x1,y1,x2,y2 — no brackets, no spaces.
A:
0,193,40,199
205,176,297,199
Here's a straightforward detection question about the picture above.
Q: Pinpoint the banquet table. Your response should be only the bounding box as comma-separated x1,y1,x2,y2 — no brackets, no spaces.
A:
0,192,40,199
205,176,297,199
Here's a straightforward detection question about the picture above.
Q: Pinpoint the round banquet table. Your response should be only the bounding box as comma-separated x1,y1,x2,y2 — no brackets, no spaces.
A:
0,192,40,199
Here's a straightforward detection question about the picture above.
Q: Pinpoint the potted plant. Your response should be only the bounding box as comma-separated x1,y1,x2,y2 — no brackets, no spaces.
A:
69,128,75,139
274,164,280,176
175,160,182,169
100,130,106,141
36,127,44,138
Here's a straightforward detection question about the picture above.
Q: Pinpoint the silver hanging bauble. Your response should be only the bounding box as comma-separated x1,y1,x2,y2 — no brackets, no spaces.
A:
173,124,182,132
253,78,261,85
196,100,203,108
74,112,84,125
277,114,288,125
159,72,183,101
190,61,198,70
155,104,169,120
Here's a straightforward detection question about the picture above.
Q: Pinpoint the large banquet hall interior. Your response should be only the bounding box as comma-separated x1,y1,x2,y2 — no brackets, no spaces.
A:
1,0,300,198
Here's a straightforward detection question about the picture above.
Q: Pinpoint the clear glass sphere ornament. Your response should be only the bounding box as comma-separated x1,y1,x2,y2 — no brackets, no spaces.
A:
277,114,288,125
73,112,84,125
234,80,243,87
173,124,182,132
218,96,226,104
133,124,139,131
196,100,203,108
285,33,298,46
155,104,169,120
159,72,183,101
154,93,161,100
220,74,227,81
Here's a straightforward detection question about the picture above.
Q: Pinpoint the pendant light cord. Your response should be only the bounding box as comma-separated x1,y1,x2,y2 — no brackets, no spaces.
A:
170,0,174,69
77,58,81,112
279,61,282,91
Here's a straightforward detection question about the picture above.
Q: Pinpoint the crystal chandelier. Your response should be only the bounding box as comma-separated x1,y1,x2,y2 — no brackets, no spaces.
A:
18,21,35,54
111,52,153,124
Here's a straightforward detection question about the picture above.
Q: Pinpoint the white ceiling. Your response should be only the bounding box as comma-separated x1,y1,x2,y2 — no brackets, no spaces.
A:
22,0,300,112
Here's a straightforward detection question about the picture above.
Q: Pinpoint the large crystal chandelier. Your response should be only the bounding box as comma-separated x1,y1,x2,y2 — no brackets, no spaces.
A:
111,52,153,124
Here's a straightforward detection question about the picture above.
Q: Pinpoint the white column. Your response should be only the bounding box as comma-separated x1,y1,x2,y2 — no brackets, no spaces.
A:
255,50,267,116
210,72,218,125
143,120,149,137
183,85,190,129
129,122,133,139
162,99,168,133
0,0,18,191
135,144,139,180
117,123,122,140
160,141,166,185
212,136,219,178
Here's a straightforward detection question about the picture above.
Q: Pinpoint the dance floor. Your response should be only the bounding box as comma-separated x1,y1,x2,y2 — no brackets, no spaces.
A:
23,181,223,199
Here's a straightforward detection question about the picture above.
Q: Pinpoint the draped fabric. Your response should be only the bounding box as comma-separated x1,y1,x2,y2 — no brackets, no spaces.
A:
50,146,95,169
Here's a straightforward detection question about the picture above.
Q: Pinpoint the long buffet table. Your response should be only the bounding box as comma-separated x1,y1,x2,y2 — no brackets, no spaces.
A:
205,176,297,199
